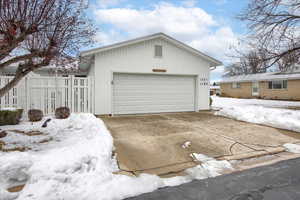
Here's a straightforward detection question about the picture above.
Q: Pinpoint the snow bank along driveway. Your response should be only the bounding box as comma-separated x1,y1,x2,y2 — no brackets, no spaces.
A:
212,96,300,133
0,114,234,200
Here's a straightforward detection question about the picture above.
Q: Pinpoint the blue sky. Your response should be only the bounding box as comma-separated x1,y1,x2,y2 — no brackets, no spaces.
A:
86,0,249,82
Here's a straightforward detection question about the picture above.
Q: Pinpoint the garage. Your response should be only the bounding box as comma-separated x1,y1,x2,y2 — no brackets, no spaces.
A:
113,73,196,114
80,33,222,115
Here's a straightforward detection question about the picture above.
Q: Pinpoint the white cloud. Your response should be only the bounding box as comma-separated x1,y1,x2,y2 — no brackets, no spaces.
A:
95,2,216,37
94,30,125,45
189,27,238,63
94,2,239,63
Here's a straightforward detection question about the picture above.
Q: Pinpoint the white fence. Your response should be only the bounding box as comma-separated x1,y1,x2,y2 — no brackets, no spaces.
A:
0,75,93,115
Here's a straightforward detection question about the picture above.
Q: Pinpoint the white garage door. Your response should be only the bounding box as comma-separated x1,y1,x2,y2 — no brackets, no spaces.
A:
113,73,196,114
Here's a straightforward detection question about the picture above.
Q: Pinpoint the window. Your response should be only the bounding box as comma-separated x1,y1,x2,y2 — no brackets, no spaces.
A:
268,80,287,89
154,45,163,57
232,82,241,89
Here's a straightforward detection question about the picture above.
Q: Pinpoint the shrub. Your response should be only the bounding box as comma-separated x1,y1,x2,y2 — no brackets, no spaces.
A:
28,109,43,122
0,109,23,125
0,130,7,138
209,97,213,106
55,107,70,119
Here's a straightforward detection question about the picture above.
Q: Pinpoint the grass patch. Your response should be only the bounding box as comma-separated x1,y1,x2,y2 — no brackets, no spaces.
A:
7,184,25,193
8,129,44,136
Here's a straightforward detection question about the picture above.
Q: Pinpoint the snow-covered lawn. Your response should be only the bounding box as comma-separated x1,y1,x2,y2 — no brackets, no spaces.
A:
212,96,300,133
0,114,233,200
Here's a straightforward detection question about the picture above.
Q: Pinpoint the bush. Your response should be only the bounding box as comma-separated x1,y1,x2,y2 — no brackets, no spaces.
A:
209,97,213,106
0,130,7,138
28,109,43,122
55,107,70,119
0,109,23,125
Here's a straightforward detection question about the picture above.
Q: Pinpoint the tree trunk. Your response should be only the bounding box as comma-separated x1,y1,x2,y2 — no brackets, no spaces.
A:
0,73,27,98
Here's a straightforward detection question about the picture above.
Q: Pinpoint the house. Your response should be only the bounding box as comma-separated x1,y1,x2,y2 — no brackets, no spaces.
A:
80,33,222,115
219,70,300,100
0,33,221,115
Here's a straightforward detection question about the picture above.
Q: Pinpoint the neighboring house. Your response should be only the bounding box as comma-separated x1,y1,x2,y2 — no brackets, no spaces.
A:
219,70,300,100
80,32,221,115
210,85,221,96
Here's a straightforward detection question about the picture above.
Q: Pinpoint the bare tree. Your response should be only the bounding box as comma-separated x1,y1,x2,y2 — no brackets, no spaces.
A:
240,50,268,74
224,50,268,76
223,63,244,77
237,0,300,70
0,0,95,97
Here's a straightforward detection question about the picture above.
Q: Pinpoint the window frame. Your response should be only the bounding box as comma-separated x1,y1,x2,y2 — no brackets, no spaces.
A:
268,80,288,90
232,82,241,89
154,45,163,58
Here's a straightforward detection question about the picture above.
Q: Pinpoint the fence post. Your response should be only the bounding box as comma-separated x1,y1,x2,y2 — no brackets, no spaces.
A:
70,75,74,112
89,76,94,113
25,76,29,113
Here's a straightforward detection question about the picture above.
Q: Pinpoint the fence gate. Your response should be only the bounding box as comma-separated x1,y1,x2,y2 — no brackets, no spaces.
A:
0,75,93,115
0,76,26,110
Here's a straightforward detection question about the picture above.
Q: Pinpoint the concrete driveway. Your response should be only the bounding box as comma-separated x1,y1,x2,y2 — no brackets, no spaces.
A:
101,112,300,176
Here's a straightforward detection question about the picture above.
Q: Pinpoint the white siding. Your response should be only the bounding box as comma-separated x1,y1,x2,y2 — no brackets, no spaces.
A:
93,38,210,115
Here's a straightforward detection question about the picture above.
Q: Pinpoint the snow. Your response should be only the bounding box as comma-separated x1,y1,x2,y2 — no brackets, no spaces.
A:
181,141,191,149
188,153,233,178
283,143,300,153
0,188,18,200
0,113,234,200
210,85,220,90
0,107,18,111
212,96,300,133
1,132,52,151
212,96,300,108
219,72,300,83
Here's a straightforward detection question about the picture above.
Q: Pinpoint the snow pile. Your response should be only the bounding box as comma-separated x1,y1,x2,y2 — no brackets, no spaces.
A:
283,143,300,153
1,132,52,151
0,114,233,200
188,153,233,178
212,96,300,133
0,114,116,200
0,107,18,111
0,188,18,200
212,96,300,109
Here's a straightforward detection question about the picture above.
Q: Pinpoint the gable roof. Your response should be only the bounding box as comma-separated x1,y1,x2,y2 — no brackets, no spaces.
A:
80,32,222,67
219,72,300,83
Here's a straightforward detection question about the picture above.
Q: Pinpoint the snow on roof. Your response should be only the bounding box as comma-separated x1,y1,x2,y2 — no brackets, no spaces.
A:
210,85,220,89
219,72,300,83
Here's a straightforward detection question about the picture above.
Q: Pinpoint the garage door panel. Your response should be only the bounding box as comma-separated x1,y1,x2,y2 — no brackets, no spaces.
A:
113,73,196,114
115,105,195,114
114,85,194,91
114,101,195,107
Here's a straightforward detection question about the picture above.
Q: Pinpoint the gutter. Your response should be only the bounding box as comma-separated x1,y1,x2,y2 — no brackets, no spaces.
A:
210,66,217,71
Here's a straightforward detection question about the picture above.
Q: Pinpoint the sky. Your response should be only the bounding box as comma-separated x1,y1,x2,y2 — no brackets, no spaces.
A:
86,0,249,82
